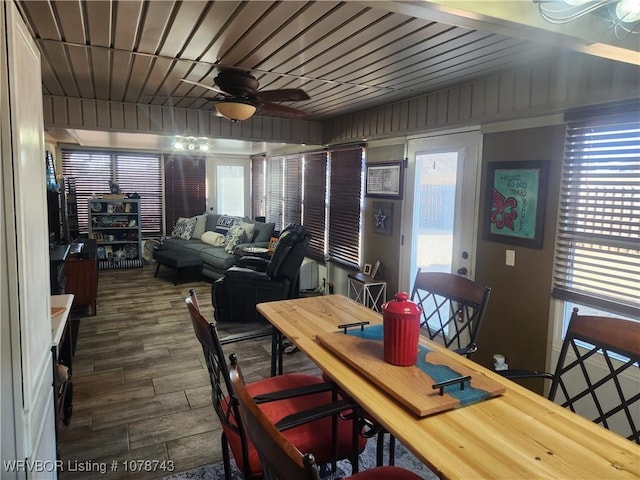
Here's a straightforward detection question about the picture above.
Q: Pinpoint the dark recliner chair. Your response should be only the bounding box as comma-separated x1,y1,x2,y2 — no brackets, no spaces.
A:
212,223,310,324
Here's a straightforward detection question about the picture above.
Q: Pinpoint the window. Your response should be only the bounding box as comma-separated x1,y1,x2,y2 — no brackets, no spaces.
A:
283,154,302,227
251,157,266,219
552,102,640,320
164,155,206,233
115,153,162,237
61,149,162,237
256,147,364,268
266,156,284,231
327,147,364,269
217,165,244,216
303,152,328,262
263,154,303,231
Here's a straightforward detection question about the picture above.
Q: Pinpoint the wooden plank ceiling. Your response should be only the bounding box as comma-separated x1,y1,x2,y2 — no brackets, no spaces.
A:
13,1,594,122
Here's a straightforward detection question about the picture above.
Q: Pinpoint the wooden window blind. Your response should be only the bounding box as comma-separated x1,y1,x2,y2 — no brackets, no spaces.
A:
115,153,162,236
303,152,328,263
164,155,206,234
61,150,112,235
552,105,640,318
266,156,284,231
327,147,364,270
251,157,266,219
283,154,302,227
61,149,162,237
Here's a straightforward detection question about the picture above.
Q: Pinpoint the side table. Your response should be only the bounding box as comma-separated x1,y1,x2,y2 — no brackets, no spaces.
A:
65,239,98,316
347,272,387,312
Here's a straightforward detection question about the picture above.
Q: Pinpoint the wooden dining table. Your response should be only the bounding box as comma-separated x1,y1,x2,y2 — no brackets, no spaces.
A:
257,294,640,479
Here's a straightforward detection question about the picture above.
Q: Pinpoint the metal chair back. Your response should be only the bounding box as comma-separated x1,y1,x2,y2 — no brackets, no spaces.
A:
550,308,640,444
410,269,491,357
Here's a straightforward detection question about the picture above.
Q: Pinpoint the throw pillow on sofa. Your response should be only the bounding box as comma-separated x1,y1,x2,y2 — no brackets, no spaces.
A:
242,216,276,243
238,220,256,242
171,217,196,240
201,231,226,246
215,215,240,235
224,224,248,254
191,214,207,239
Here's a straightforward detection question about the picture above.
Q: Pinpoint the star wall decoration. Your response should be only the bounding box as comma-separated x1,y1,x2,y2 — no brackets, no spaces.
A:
375,208,387,228
372,201,393,236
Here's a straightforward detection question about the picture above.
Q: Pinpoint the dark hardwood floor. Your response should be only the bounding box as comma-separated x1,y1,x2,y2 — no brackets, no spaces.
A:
58,264,320,479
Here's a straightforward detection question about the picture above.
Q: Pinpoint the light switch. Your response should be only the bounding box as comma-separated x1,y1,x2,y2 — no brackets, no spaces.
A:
505,249,516,267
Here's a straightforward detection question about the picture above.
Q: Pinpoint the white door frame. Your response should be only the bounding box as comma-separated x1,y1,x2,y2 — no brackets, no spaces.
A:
399,128,482,293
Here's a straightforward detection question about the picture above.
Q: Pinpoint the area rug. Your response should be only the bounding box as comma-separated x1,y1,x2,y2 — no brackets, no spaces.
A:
164,436,437,479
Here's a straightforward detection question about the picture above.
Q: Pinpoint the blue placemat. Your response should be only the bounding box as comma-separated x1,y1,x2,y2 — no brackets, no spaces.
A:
346,324,494,407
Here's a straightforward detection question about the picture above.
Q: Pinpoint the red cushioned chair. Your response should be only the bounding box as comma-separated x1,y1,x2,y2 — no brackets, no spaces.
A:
186,290,366,479
230,353,423,480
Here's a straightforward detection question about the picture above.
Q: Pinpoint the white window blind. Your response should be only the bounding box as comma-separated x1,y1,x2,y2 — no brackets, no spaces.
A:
552,104,640,319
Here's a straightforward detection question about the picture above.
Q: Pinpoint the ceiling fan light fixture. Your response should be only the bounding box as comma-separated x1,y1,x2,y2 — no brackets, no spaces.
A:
215,101,257,122
616,0,640,23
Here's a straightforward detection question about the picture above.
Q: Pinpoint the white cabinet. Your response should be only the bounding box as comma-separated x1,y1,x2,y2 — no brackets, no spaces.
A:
88,197,142,269
1,1,57,474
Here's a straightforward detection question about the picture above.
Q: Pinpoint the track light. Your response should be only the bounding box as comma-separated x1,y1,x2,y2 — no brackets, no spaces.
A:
172,136,211,152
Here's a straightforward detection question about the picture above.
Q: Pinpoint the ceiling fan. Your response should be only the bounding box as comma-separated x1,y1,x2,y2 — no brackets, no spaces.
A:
181,69,310,122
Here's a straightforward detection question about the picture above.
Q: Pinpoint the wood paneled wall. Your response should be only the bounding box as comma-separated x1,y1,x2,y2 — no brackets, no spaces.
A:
42,96,324,145
364,143,405,297
474,125,566,391
323,52,639,144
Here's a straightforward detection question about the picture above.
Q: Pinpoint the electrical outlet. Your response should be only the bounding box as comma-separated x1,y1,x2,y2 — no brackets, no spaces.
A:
505,249,516,267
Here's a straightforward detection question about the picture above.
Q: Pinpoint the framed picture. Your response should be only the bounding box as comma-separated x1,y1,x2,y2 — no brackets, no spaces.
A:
366,161,403,199
371,260,381,279
363,263,372,276
483,160,549,249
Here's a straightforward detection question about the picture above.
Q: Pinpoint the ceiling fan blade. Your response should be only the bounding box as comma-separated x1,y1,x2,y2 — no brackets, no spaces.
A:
180,79,230,97
259,102,308,118
257,89,310,102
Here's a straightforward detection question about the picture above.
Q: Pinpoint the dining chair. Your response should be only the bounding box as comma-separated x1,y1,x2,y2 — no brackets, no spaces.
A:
229,353,424,480
410,269,491,358
185,290,367,479
501,307,640,444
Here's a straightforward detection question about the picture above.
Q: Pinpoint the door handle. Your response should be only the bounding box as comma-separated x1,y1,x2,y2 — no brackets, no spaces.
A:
456,267,468,276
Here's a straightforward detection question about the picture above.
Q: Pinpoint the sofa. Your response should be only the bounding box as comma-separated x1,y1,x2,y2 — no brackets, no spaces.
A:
161,213,276,280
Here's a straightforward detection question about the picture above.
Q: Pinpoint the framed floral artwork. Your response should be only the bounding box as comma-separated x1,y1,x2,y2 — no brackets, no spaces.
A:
483,160,549,249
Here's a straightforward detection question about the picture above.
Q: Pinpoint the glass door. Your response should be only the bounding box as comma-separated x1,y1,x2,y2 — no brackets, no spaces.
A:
400,130,482,292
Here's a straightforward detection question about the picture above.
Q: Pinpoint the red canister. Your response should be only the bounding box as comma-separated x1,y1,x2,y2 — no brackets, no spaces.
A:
382,292,422,366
